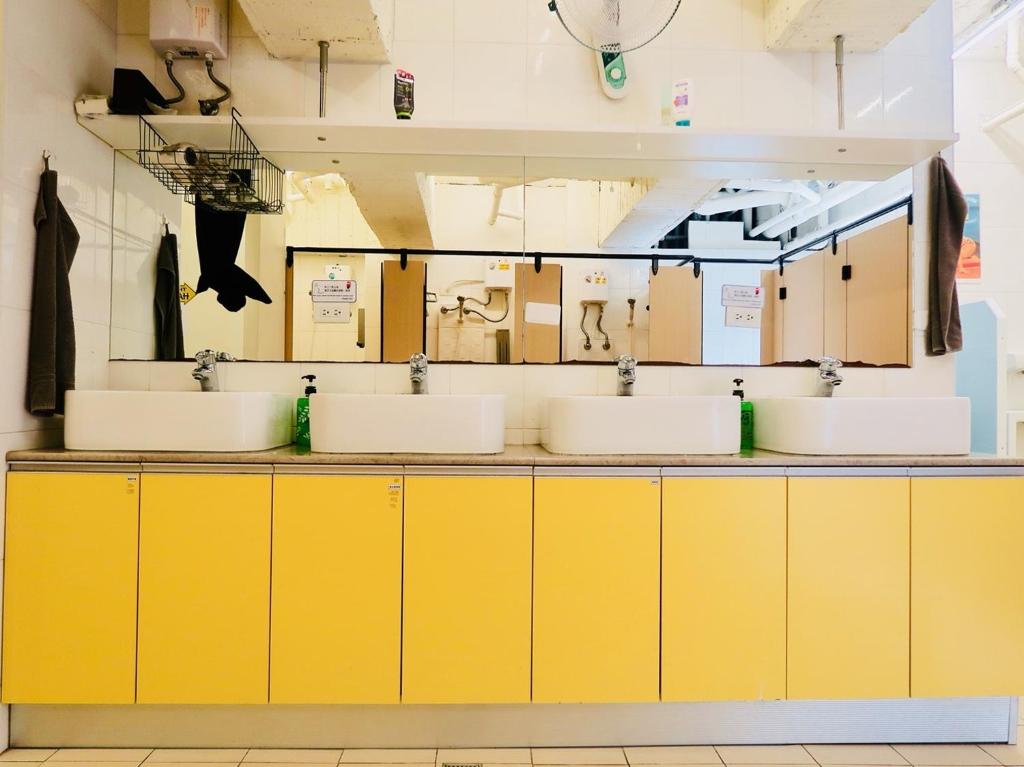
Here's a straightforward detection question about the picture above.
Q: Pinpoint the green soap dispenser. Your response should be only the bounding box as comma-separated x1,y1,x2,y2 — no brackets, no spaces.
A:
733,378,754,452
296,374,317,449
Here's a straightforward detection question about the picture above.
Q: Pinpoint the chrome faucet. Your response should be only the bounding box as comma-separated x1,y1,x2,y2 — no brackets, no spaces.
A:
616,355,637,396
192,349,235,392
409,353,429,395
817,356,844,397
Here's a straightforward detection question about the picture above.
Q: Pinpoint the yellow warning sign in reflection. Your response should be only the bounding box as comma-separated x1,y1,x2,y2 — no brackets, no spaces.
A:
179,283,197,305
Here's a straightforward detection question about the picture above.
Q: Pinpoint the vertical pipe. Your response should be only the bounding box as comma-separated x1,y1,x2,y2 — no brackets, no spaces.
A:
319,40,330,119
835,34,846,130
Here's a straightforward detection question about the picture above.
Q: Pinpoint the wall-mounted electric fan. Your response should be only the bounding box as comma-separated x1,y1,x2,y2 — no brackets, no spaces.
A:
548,0,682,98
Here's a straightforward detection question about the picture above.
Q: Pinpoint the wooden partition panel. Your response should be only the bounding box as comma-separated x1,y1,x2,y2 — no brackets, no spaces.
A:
512,263,562,363
845,216,911,365
649,266,702,364
381,260,427,362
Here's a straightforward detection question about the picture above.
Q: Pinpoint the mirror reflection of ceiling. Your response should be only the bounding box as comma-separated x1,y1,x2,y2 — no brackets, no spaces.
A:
284,166,911,256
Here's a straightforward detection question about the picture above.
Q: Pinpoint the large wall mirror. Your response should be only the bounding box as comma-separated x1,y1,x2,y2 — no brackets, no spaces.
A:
110,151,913,367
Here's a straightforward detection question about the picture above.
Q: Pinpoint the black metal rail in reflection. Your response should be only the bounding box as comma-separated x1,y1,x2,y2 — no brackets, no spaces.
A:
285,194,913,273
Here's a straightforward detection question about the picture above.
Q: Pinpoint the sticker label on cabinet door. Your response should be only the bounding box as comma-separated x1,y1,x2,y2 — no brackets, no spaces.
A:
126,476,138,494
721,284,764,308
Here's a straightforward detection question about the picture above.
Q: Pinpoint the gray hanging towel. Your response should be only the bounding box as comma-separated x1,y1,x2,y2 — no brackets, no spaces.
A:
927,155,966,356
27,169,79,417
154,228,184,360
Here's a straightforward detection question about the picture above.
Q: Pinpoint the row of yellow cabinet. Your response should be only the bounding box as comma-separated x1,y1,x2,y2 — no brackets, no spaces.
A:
3,472,1022,705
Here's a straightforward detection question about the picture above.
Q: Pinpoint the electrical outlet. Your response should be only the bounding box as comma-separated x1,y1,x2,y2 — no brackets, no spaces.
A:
314,305,351,324
725,306,761,329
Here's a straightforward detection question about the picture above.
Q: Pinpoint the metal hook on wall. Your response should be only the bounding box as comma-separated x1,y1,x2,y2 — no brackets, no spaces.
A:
42,150,52,171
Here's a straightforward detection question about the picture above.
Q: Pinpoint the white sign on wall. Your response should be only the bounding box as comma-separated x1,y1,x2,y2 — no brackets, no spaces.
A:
311,279,358,303
721,284,765,309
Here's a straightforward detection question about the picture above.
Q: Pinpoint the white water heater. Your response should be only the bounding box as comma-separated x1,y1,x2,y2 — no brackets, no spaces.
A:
150,0,229,59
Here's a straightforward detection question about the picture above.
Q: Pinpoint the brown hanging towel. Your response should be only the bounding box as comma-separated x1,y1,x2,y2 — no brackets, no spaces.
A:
927,155,966,356
154,226,184,360
27,166,80,417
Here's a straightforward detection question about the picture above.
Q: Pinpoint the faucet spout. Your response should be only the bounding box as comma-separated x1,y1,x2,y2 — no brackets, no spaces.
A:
192,349,235,393
409,353,429,395
817,356,844,397
616,355,637,396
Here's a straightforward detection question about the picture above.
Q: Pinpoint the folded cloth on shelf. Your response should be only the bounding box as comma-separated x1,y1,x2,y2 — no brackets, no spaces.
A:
27,169,80,416
194,197,272,312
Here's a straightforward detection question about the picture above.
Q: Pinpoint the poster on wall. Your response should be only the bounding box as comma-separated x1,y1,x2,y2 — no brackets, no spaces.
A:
957,193,981,280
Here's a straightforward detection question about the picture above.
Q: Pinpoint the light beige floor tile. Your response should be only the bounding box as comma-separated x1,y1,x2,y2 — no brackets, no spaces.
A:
48,763,158,767
137,763,239,767
804,746,909,766
892,745,999,766
52,752,152,764
147,752,248,764
244,753,341,765
340,753,435,765
436,749,531,764
981,735,1024,767
0,752,56,763
714,746,814,766
532,749,627,766
625,748,721,765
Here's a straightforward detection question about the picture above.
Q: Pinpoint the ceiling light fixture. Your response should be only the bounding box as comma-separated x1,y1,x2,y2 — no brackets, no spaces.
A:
953,0,1024,59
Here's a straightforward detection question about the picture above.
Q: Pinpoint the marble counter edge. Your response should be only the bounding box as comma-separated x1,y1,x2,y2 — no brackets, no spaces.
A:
6,446,1024,468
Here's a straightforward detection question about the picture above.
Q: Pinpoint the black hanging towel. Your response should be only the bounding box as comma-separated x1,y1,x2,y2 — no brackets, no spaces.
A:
27,167,80,416
194,197,272,312
154,227,185,360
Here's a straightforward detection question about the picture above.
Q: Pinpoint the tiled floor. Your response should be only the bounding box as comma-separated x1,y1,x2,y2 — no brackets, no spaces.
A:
1,740,1023,767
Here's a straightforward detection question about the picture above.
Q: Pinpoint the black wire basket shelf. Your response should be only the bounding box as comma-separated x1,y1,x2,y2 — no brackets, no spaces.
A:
137,108,283,214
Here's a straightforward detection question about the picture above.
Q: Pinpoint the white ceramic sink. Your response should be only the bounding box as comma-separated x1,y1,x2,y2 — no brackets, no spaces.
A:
310,394,505,454
65,390,294,452
544,396,741,455
753,396,971,455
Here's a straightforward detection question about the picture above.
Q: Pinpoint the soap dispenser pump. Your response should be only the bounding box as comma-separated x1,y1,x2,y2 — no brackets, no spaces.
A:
296,374,317,450
733,378,754,452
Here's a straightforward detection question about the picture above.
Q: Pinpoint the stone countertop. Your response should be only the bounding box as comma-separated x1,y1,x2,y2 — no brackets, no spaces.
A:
6,445,1024,468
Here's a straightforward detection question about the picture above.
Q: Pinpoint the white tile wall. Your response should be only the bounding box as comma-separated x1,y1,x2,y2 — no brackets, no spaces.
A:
955,50,1024,421
0,0,118,750
112,0,954,135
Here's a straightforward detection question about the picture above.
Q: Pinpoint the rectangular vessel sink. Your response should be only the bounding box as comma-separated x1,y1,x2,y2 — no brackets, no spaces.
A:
310,394,505,454
65,391,294,452
753,396,971,455
544,396,741,455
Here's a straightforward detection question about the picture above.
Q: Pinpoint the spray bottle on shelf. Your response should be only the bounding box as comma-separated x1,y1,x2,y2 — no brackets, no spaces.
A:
733,378,754,452
296,374,317,450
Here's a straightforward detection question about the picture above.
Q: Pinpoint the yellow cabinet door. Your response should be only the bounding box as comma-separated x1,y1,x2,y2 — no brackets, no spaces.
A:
2,472,139,704
271,475,402,703
533,476,661,703
402,476,532,703
788,477,910,700
911,477,1024,697
662,477,786,702
137,473,271,704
